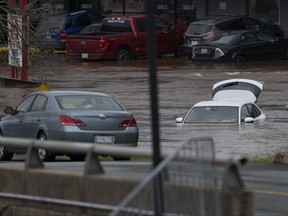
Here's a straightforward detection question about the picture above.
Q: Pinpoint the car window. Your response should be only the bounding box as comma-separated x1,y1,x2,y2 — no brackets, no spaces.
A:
65,18,72,29
135,19,147,32
208,33,238,45
38,15,65,33
185,106,238,123
101,19,132,32
154,18,169,31
56,95,124,111
256,32,274,42
242,18,260,29
77,14,91,27
30,95,48,112
241,104,261,121
16,95,36,113
228,19,244,30
240,33,256,44
186,24,212,35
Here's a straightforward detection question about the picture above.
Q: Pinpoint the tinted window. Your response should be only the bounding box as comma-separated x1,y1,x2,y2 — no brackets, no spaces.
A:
30,95,48,112
228,19,244,30
77,14,91,27
240,33,256,44
135,19,147,32
242,18,260,29
154,18,169,31
38,15,66,33
16,95,36,113
256,32,274,42
186,24,212,35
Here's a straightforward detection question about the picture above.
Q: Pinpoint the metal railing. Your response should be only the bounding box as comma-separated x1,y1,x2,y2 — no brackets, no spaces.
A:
0,136,250,215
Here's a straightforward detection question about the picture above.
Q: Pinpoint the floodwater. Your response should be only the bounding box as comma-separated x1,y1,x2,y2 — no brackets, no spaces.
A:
1,55,288,159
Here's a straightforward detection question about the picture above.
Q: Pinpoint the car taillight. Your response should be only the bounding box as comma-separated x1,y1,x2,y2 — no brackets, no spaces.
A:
60,115,86,126
119,117,137,127
99,39,108,49
60,30,67,40
215,48,225,58
201,32,216,40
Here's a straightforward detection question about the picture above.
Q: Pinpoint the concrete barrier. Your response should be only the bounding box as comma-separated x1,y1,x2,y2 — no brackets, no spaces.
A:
0,166,253,216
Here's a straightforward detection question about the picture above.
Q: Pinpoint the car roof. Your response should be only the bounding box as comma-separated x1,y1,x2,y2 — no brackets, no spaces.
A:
35,91,110,97
193,100,248,107
191,15,257,25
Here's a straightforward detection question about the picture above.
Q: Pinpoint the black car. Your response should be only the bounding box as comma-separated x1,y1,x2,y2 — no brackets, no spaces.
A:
191,30,288,63
181,15,285,58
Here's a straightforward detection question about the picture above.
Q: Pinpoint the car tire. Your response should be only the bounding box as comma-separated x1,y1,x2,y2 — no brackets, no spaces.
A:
233,55,246,63
115,49,131,62
0,131,14,161
38,132,55,162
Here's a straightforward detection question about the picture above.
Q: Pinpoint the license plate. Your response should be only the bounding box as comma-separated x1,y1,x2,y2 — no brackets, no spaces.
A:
81,53,88,58
191,41,198,45
201,48,208,54
95,135,113,144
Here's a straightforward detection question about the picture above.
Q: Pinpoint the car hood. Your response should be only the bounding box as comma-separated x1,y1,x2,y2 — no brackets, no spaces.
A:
212,79,263,102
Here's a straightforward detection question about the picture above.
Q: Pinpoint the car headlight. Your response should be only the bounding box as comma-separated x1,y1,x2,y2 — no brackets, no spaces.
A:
215,48,225,58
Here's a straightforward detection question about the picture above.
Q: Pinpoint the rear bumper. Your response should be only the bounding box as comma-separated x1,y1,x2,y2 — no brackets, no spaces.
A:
67,52,114,60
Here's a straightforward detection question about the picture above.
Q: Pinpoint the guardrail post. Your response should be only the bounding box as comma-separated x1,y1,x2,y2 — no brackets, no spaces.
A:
83,146,104,175
25,141,44,169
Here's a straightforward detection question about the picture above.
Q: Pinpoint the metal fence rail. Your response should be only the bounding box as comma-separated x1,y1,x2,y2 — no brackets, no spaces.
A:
110,137,250,216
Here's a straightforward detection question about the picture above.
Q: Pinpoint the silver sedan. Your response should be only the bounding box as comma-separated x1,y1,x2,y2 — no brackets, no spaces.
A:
0,91,139,161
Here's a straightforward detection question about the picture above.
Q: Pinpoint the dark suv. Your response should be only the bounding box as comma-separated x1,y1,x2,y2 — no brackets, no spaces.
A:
181,15,285,58
37,10,103,50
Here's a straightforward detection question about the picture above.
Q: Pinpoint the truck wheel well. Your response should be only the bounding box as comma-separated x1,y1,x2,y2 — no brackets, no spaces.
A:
115,46,132,61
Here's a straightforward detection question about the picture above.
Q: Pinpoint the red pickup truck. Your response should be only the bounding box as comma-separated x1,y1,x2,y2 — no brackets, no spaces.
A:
66,14,187,61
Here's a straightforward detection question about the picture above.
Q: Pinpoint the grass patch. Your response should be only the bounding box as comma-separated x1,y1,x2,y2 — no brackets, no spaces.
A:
249,155,273,163
55,155,151,161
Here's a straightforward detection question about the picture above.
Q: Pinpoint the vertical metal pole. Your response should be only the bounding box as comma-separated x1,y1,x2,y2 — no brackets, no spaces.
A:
20,0,28,80
146,0,164,215
123,0,125,15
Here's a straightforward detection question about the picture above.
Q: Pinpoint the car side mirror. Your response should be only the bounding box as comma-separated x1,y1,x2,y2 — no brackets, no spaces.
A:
244,117,254,123
4,106,15,115
176,117,184,123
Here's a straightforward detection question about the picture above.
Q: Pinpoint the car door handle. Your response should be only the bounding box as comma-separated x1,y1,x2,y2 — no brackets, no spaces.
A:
37,118,41,122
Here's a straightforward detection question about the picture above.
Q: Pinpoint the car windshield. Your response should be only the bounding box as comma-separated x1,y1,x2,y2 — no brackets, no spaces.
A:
206,33,239,45
56,95,124,111
184,106,238,123
186,24,212,35
101,19,132,32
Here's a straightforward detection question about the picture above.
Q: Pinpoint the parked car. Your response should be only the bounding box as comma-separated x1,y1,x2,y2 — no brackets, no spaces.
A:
191,30,288,62
0,91,138,161
66,14,187,61
36,11,103,50
176,79,266,125
181,15,285,58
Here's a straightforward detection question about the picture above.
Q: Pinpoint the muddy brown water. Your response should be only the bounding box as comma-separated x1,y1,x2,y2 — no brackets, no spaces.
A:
1,56,288,158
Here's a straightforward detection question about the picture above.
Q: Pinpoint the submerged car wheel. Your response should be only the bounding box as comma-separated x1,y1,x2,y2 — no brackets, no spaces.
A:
0,131,13,161
233,55,246,63
116,49,131,62
38,132,55,162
